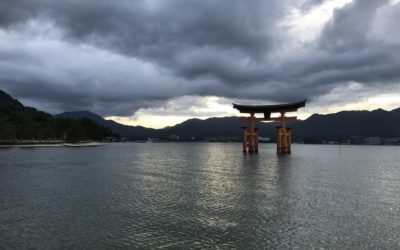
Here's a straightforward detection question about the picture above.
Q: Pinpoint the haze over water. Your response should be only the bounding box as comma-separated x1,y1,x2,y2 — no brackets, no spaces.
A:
1,143,399,249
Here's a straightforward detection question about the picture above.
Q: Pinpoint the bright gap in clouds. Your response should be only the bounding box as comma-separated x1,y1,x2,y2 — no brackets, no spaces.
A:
284,0,353,43
106,89,400,129
105,96,238,129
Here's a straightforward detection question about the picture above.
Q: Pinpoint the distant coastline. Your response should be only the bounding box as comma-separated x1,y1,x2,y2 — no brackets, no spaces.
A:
0,141,105,148
2,89,400,146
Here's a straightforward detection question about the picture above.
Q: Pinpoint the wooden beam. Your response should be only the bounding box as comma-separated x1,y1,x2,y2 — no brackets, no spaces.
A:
238,108,300,114
240,116,297,122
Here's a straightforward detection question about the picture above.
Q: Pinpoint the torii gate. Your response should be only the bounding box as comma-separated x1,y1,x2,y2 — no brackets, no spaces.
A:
233,100,306,154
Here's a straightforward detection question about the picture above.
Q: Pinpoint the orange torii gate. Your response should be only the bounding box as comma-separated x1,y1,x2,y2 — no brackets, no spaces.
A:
233,100,306,154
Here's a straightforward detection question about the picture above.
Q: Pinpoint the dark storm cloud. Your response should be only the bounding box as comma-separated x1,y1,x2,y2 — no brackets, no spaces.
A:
0,0,399,116
1,0,282,60
0,0,35,26
51,0,287,86
299,0,400,90
318,0,387,52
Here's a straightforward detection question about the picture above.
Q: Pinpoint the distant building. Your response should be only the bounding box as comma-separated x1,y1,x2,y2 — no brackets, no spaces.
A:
350,136,381,145
383,137,400,145
258,136,270,142
364,137,381,145
169,134,179,140
350,136,365,145
147,138,160,143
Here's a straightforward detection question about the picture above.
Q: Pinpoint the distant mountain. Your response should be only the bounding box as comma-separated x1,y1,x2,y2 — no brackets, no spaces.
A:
55,111,106,125
154,117,277,139
57,108,400,141
0,89,116,142
0,89,24,108
3,84,399,142
56,111,155,139
7,86,398,143
293,108,400,140
167,109,400,140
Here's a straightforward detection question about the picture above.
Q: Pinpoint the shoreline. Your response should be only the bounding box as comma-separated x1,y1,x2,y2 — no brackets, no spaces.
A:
0,142,105,148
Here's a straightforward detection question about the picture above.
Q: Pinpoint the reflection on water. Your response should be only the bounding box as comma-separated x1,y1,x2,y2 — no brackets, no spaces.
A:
0,143,399,249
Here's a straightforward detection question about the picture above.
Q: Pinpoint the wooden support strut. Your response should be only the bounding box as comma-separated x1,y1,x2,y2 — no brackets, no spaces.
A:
281,112,287,152
242,127,247,153
248,113,255,153
234,100,305,154
288,129,291,153
276,112,292,154
254,128,259,153
276,126,281,154
241,112,295,154
242,115,260,153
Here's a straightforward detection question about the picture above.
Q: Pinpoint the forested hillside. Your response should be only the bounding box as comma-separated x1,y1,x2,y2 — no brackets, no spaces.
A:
0,90,117,142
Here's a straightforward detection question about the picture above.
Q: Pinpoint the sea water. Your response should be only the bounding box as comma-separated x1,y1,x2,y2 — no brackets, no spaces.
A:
0,143,399,249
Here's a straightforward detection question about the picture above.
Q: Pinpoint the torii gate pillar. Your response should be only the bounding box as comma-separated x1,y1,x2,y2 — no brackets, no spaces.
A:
276,112,292,154
233,100,306,154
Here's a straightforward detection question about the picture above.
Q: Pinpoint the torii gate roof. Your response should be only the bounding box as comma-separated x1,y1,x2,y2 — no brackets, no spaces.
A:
233,99,306,114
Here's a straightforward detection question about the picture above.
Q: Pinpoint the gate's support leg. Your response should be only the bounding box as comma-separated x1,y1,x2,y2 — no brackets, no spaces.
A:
255,128,259,153
248,113,255,153
242,127,248,153
287,128,292,154
276,126,282,154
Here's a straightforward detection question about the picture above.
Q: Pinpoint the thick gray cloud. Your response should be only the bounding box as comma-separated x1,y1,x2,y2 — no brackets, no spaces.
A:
319,0,386,52
0,0,399,116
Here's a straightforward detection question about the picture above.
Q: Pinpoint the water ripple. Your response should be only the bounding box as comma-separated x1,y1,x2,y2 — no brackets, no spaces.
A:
0,143,400,249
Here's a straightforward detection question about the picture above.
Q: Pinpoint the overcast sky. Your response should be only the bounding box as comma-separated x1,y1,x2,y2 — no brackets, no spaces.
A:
1,0,400,128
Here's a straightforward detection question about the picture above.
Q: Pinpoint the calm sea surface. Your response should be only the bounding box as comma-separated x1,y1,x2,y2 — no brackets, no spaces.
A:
0,143,399,249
